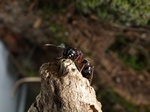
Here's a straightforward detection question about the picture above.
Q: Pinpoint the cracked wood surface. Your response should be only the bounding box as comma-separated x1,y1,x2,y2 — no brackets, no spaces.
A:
28,59,102,112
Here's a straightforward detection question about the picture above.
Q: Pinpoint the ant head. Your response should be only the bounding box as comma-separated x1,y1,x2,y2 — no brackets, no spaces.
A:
45,44,79,61
62,47,78,60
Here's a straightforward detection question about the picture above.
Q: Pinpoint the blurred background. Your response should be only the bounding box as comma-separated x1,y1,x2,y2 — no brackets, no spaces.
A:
0,0,150,112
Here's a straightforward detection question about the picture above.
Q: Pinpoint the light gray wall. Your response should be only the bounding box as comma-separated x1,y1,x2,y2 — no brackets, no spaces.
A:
0,41,18,112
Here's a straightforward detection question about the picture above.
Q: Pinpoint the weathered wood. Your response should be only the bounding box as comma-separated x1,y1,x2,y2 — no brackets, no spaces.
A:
28,59,102,112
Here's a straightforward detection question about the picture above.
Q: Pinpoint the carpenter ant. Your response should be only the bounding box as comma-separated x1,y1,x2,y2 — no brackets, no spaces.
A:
45,44,94,84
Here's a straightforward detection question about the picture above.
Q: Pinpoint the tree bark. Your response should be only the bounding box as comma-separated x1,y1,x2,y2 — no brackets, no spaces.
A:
28,59,102,112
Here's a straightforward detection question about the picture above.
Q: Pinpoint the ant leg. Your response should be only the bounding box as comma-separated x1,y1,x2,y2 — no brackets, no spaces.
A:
67,56,80,67
73,56,80,63
79,64,85,72
69,56,80,66
73,50,83,63
89,66,94,84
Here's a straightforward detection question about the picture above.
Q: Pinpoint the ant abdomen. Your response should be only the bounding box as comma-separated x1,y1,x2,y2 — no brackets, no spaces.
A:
80,59,93,83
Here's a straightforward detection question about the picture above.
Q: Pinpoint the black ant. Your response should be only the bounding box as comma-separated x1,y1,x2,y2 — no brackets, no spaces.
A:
45,44,94,84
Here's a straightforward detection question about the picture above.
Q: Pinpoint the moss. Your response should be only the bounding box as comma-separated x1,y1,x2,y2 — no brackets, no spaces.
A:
73,0,150,26
109,35,147,70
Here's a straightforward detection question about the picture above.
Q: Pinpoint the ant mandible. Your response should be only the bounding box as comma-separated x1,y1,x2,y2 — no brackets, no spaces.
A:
45,44,94,84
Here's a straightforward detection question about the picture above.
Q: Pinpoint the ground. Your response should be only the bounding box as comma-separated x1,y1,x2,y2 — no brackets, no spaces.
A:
0,1,150,112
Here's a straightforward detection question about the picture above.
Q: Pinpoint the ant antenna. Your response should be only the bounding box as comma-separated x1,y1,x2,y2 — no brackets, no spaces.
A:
45,43,66,49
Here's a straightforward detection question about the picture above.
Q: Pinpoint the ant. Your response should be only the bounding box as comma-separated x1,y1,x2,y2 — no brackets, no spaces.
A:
45,44,94,84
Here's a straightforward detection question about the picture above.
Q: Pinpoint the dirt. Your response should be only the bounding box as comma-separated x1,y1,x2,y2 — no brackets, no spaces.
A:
0,0,150,110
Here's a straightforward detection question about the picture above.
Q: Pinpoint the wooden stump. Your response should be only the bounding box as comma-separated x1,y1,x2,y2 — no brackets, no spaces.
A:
28,59,102,112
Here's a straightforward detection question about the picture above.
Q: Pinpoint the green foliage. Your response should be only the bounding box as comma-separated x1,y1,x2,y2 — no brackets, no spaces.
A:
36,0,150,25
49,23,67,44
118,52,147,70
23,66,38,77
37,0,68,14
109,35,147,70
73,0,150,26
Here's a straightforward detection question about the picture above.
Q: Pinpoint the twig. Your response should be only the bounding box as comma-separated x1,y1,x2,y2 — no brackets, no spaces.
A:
12,77,41,96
